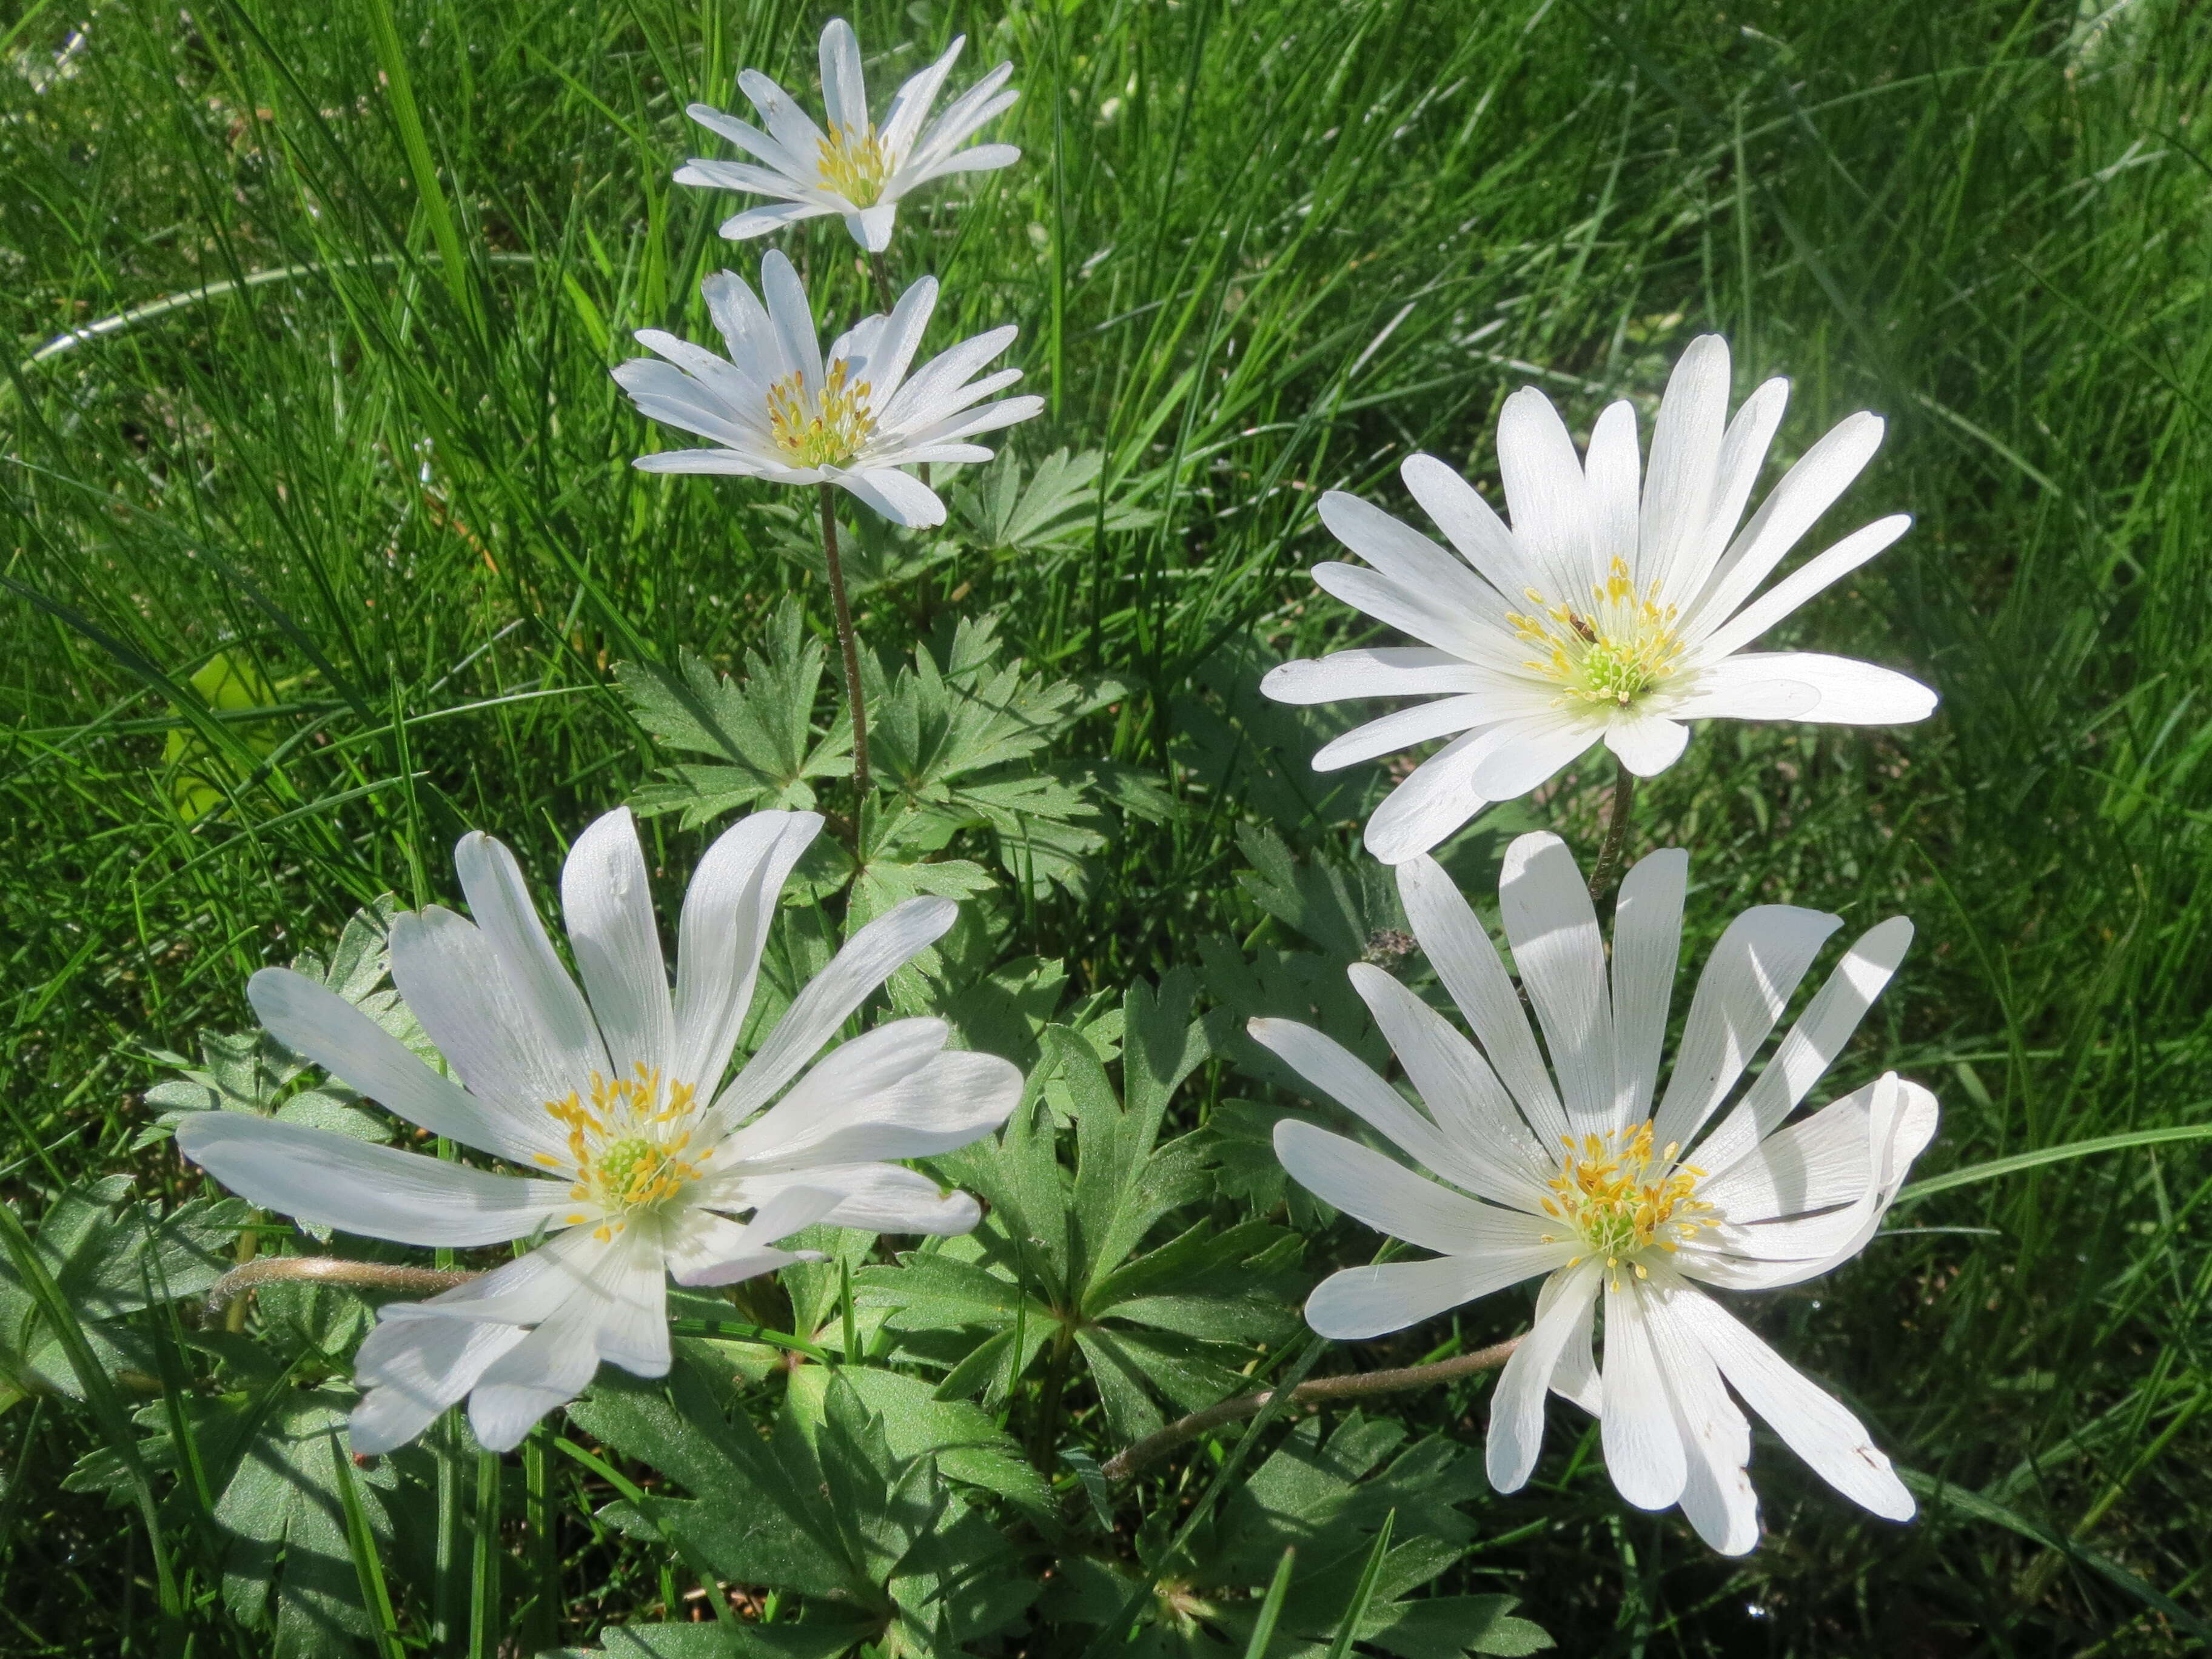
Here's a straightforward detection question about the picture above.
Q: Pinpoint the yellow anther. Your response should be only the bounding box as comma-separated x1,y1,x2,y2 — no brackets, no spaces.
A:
815,121,892,204
766,363,878,468
1510,565,1685,708
539,1067,704,1222
1543,1121,1712,1270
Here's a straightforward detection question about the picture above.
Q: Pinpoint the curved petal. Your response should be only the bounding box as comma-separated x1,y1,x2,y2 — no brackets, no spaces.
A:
881,35,964,159
1498,833,1614,1133
1464,714,1604,802
717,199,833,240
1650,905,1842,1156
389,907,590,1127
1486,1260,1602,1492
1261,647,1502,706
1600,1276,1689,1511
907,140,1020,182
1637,335,1729,603
451,833,611,1089
173,1113,572,1246
1495,386,1592,605
1663,1273,1914,1521
562,808,674,1087
818,17,868,135
705,899,960,1137
758,249,824,390
1584,400,1641,575
1273,1120,1553,1252
1399,451,1537,597
1645,1295,1760,1554
848,204,898,253
1543,1265,1602,1415
1674,652,1937,726
1607,848,1687,1130
666,1186,838,1286
1309,561,1519,663
1690,514,1912,660
1697,1074,1882,1222
723,1163,982,1237
1362,727,1498,865
737,69,829,171
1312,694,1501,773
671,811,822,1095
1304,1250,1560,1341
834,466,945,526
1319,489,1508,617
349,1316,530,1455
685,101,809,177
1396,855,1569,1146
1700,377,1790,566
1603,711,1691,777
723,1041,1017,1171
247,968,558,1167
1686,411,1885,634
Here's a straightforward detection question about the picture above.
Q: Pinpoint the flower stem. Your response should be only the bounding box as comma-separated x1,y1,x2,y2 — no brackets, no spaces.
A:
865,249,897,317
1099,1335,1520,1484
1586,755,1638,903
206,1256,475,1314
818,481,871,805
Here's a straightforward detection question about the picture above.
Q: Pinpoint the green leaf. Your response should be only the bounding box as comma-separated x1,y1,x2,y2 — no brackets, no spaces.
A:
953,448,1160,553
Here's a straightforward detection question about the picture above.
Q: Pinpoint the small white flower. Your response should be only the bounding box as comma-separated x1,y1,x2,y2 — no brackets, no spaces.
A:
175,807,1019,1454
614,250,1042,528
1265,335,1938,863
676,18,1019,253
1258,833,1938,1553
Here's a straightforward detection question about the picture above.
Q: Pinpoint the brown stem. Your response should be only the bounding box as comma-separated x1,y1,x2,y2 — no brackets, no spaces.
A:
819,481,871,804
1100,1335,1521,1484
206,1256,477,1315
1586,756,1638,903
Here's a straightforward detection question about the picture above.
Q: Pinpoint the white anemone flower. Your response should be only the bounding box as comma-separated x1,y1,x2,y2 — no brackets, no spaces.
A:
1257,832,1938,1553
676,18,1018,252
1264,335,1939,863
614,250,1041,529
173,806,1019,1455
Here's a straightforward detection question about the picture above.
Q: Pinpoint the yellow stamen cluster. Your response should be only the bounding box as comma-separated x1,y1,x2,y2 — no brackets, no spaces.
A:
816,121,893,204
766,361,877,468
1538,1122,1713,1282
538,1066,703,1240
1506,557,1686,708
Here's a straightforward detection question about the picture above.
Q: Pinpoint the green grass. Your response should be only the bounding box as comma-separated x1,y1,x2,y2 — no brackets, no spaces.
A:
4,0,2210,1652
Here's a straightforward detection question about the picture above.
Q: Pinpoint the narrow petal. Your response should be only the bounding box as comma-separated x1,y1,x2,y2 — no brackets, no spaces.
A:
1361,729,1494,865
1686,411,1885,635
1248,1018,1536,1208
389,907,592,1125
685,101,809,177
818,18,868,135
851,276,939,407
880,35,964,160
833,466,945,526
705,897,959,1137
1650,905,1843,1156
1495,387,1592,605
1400,452,1537,597
1584,400,1641,575
1690,514,1912,660
1602,711,1691,778
718,200,831,240
561,808,675,1088
631,448,785,478
671,811,822,1095
723,1043,1018,1170
1319,490,1508,618
1486,1261,1603,1491
1607,848,1687,1130
1638,335,1730,603
877,324,1018,430
1396,854,1570,1147
466,1287,609,1452
721,1164,980,1238
1498,833,1614,1133
1699,377,1790,571
1464,714,1606,802
1307,561,1515,663
349,1316,530,1455
1304,1250,1561,1341
1644,1296,1760,1554
1261,647,1503,706
1313,695,1500,773
1674,652,1937,726
389,1223,611,1325
1693,917,1914,1172
737,69,830,171
849,204,898,252
1665,1274,1915,1520
590,1224,673,1379
1543,1267,1602,1415
666,1185,839,1286
759,249,824,390
173,1114,571,1246
451,833,611,1088
1273,1120,1554,1251
1344,965,1555,1199
908,141,1020,181
247,968,560,1167
1698,1074,1882,1222
1600,1276,1689,1510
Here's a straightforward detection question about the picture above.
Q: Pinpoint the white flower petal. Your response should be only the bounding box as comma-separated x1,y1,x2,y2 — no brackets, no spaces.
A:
1584,400,1641,574
1600,1276,1689,1510
465,1284,610,1453
1691,513,1912,661
718,199,831,240
726,1164,980,1238
1498,833,1614,1133
246,967,558,1167
1399,452,1537,597
880,35,965,159
1464,714,1604,801
561,807,675,1089
1687,411,1885,634
1700,377,1789,561
1312,694,1502,773
1674,652,1937,726
173,1113,571,1246
631,448,783,478
685,101,808,176
1644,1295,1760,1554
1260,647,1503,705
853,276,939,407
1249,1019,1535,1207
386,1224,611,1326
833,466,945,526
879,324,1018,429
1396,854,1570,1146
1307,561,1514,663
1496,386,1593,604
1344,965,1555,1198
848,204,898,252
737,69,830,173
1601,710,1691,778
1637,335,1729,603
759,249,825,390
818,18,868,135
1362,728,1498,864
1664,1273,1914,1520
389,907,589,1125
1694,917,1914,1171
705,897,959,1137
909,141,1020,181
1650,905,1843,1156
1319,489,1507,617
1486,1260,1603,1491
725,1039,1017,1171
591,1224,674,1378
1698,1074,1883,1222
671,811,821,1095
907,64,1016,170
1273,1120,1553,1252
1543,1266,1602,1415
349,1316,529,1455
1607,848,1687,1130
452,831,611,1088
666,1185,839,1287
1304,1249,1561,1341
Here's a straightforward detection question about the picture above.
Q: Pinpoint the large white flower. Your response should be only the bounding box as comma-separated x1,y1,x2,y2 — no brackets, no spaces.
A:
1264,336,1939,863
1258,832,1937,1553
174,807,1019,1455
676,18,1019,253
614,250,1041,528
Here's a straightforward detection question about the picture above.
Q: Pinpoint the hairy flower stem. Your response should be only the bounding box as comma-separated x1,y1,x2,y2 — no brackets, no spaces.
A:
1101,1336,1521,1484
206,1256,476,1315
1586,756,1638,903
819,482,872,806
